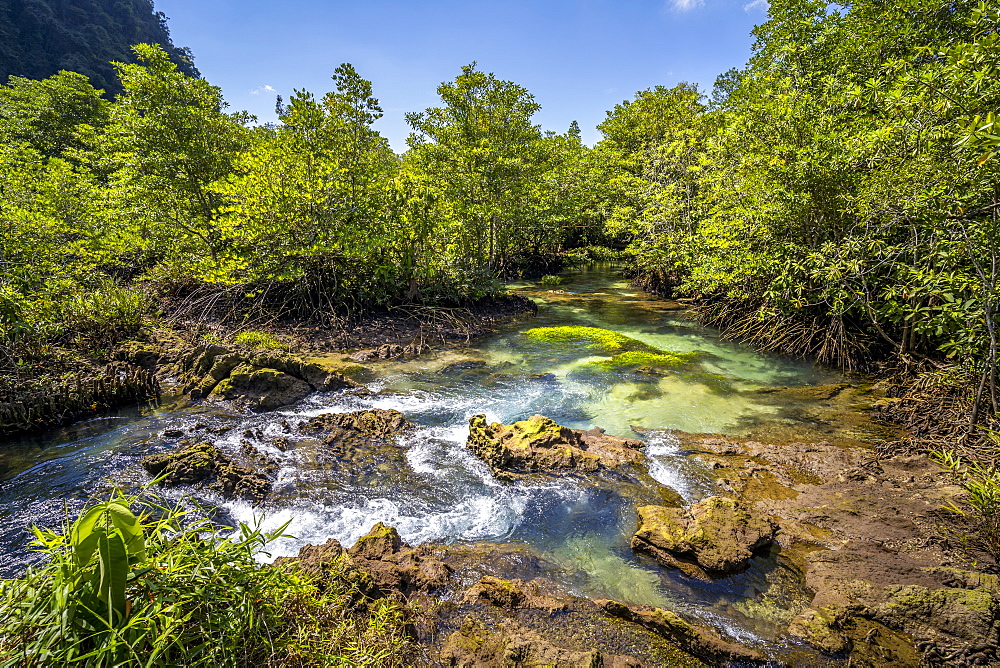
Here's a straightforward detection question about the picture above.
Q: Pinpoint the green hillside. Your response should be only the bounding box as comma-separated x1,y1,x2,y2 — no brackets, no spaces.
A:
0,0,197,94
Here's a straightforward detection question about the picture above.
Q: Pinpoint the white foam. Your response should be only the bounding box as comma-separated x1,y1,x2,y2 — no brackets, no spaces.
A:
643,431,696,501
225,489,532,563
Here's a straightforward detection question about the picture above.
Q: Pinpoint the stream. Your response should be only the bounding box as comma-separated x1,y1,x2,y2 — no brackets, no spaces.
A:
0,265,874,660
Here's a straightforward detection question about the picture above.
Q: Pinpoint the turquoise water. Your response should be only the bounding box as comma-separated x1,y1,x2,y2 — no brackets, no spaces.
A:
0,265,843,659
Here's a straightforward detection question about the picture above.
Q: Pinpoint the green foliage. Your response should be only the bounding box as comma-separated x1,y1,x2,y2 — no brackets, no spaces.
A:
932,443,1000,562
0,492,410,667
564,246,624,266
234,330,285,350
539,274,563,287
0,71,108,157
406,63,583,278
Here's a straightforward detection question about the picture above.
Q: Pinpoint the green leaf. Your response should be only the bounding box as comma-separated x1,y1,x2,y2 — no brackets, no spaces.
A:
97,530,129,622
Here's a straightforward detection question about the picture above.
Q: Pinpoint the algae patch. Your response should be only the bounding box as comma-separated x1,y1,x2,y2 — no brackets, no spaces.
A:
524,326,646,353
525,326,698,374
590,350,698,371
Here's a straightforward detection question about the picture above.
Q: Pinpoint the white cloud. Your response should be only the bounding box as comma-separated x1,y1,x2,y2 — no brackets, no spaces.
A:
250,85,276,95
743,0,768,11
670,0,704,10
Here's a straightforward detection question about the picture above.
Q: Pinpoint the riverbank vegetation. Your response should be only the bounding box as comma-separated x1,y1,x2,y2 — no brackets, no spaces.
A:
1,4,996,451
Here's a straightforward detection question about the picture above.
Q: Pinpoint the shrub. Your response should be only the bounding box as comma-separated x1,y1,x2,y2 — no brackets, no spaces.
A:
234,330,286,350
0,492,410,667
564,246,624,267
63,281,151,344
539,274,563,287
932,442,1000,563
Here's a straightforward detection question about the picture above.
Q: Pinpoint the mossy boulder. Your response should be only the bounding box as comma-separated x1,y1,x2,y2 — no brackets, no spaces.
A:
175,343,358,411
874,584,999,650
210,366,312,411
466,413,644,480
348,522,403,561
631,497,777,575
142,441,272,502
787,607,850,654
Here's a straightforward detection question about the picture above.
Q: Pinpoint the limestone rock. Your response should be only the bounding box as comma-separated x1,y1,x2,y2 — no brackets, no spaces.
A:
441,616,631,668
594,598,765,664
787,607,849,655
631,497,777,574
466,413,644,479
142,441,272,502
210,366,312,411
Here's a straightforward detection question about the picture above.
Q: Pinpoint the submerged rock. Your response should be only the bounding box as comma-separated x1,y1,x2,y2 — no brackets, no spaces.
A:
631,497,777,576
349,342,429,362
463,575,566,612
466,413,644,480
595,598,765,665
440,616,632,668
142,441,273,502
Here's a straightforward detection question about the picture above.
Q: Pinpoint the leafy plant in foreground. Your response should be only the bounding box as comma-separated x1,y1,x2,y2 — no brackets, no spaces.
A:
932,441,1000,564
0,492,410,666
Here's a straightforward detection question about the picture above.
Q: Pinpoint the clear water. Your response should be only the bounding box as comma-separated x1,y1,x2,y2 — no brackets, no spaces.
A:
0,265,849,657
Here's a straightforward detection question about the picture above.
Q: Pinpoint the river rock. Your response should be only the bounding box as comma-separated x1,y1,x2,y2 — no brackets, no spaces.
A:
298,408,412,442
175,343,358,411
142,441,272,502
595,598,766,664
278,523,452,600
631,497,777,575
466,414,644,479
210,365,312,411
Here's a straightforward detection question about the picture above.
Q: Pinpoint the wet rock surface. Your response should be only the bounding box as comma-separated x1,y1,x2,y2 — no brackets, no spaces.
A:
298,408,412,442
276,523,452,601
595,598,766,664
142,440,274,502
349,342,430,362
466,413,645,480
631,496,777,577
439,616,647,668
674,432,1000,665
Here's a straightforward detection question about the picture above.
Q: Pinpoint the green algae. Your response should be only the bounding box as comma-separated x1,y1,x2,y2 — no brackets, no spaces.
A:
524,326,646,353
592,351,698,370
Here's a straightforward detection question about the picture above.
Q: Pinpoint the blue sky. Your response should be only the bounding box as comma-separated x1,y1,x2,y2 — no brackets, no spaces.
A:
155,0,769,151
